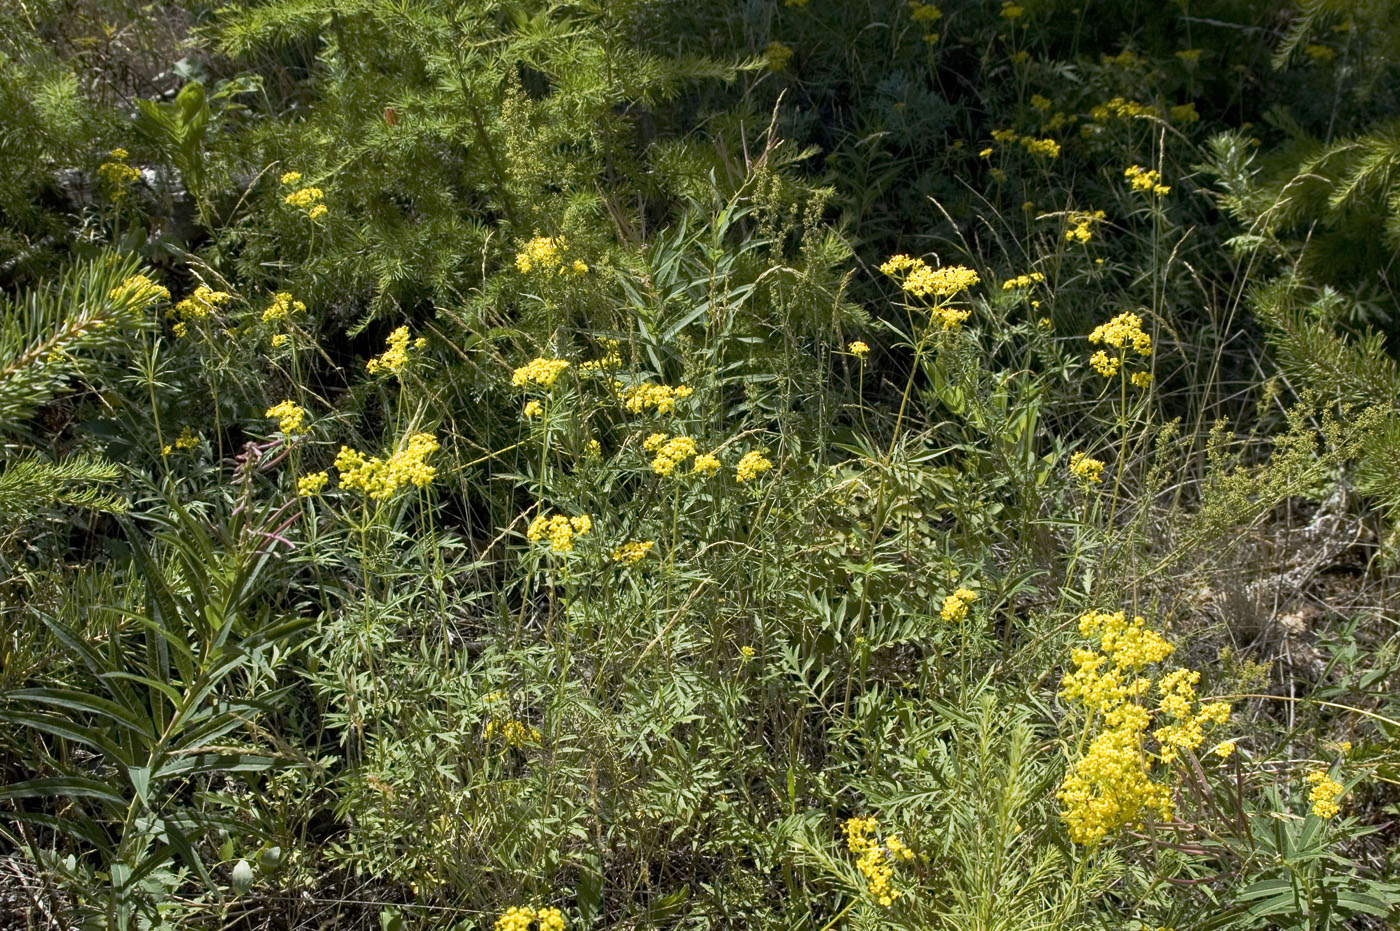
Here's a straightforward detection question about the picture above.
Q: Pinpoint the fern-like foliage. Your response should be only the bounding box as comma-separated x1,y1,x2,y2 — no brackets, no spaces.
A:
0,252,156,429
0,453,125,519
1251,278,1400,546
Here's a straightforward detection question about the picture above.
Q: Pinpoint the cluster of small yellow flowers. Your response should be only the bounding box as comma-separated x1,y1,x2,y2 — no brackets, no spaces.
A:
515,235,582,274
842,817,911,907
109,274,170,308
879,255,980,298
1124,165,1171,196
1130,371,1153,388
494,906,565,931
736,450,773,482
1031,93,1052,110
579,339,622,372
1169,102,1199,124
909,1,941,22
693,452,721,476
848,340,870,359
1306,771,1343,819
261,291,306,324
173,285,233,338
512,357,570,389
1064,209,1106,244
1069,451,1106,484
584,439,602,458
297,471,329,497
484,719,541,748
940,587,977,623
1088,311,1152,379
97,148,140,199
161,426,200,455
367,326,425,375
523,400,544,418
1089,96,1154,121
1152,668,1232,763
651,436,697,476
526,513,592,553
334,433,439,499
270,334,288,348
265,400,307,434
1000,1,1024,19
987,129,1060,158
622,383,693,414
1213,740,1237,759
1002,272,1046,290
764,40,794,72
1175,48,1203,63
611,540,655,564
282,174,327,219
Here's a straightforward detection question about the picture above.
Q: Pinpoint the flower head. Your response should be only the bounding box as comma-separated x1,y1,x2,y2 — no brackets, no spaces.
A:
367,326,417,376
736,450,773,482
941,587,977,623
848,340,870,359
265,400,307,434
1069,451,1106,484
298,471,329,497
512,357,570,389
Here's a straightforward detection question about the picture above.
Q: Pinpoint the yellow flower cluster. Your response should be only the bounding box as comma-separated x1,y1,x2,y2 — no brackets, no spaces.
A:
162,425,200,455
1169,102,1199,124
579,339,622,372
940,587,977,623
367,326,424,376
494,906,565,931
265,400,307,434
765,40,794,72
175,285,233,321
109,274,170,308
1069,451,1105,484
1000,1,1023,19
612,540,655,564
736,450,773,482
1002,272,1046,290
1213,740,1236,759
485,719,541,748
297,471,329,497
1088,311,1152,379
97,148,140,199
1306,771,1343,819
1175,48,1203,63
879,255,980,298
1058,610,1232,844
261,291,306,324
693,452,721,476
909,1,941,22
334,433,439,500
512,357,570,389
283,174,327,219
527,513,592,553
523,400,543,418
842,816,913,907
1089,96,1154,121
848,340,870,359
622,382,693,414
1124,165,1171,196
651,436,697,476
1064,209,1106,244
515,235,585,275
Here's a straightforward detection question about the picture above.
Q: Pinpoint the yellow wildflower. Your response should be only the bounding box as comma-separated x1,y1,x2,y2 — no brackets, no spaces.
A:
523,399,543,418
265,400,307,434
284,186,324,210
880,255,980,299
842,816,906,906
512,357,570,389
1000,2,1024,19
1064,209,1106,244
1003,272,1046,290
261,292,306,324
1131,371,1153,388
109,274,170,308
1089,311,1152,356
940,587,977,623
848,340,870,359
173,426,198,450
174,284,233,322
526,512,592,553
1306,771,1343,819
693,452,721,476
612,540,655,564
335,433,438,500
367,326,415,376
623,383,692,414
1069,451,1105,484
279,171,303,185
298,471,329,497
270,333,288,348
515,235,569,273
651,436,697,477
1213,741,1236,759
736,450,773,482
765,41,794,72
1124,164,1171,196
909,1,941,21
